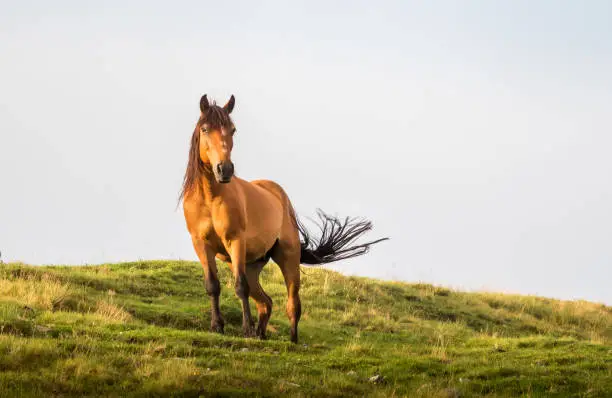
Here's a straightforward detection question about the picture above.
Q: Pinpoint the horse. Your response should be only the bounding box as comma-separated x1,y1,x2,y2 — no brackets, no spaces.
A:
180,94,388,343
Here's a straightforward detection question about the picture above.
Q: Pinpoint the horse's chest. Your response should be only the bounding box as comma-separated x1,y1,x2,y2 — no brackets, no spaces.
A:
191,214,222,242
196,216,216,240
188,208,237,249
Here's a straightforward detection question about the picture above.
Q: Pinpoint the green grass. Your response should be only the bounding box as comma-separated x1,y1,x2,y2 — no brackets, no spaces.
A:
0,260,610,397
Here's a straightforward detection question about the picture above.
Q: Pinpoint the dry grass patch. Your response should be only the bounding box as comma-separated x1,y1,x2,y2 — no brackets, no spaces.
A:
94,292,132,323
478,292,612,342
340,304,401,332
134,356,202,389
0,273,72,311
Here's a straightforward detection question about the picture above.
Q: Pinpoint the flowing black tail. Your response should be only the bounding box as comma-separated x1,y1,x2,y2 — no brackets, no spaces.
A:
292,209,389,265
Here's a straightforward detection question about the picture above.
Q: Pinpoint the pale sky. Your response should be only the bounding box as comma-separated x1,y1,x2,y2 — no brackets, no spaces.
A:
1,1,611,304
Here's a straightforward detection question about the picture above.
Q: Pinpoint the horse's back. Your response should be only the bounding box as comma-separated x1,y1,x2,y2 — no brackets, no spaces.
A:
250,179,290,203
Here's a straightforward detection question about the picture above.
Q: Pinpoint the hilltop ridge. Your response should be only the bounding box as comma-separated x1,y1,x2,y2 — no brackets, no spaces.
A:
0,261,610,397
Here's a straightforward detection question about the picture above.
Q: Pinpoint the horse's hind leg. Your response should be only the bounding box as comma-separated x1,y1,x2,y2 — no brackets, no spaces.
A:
245,261,273,339
271,248,302,343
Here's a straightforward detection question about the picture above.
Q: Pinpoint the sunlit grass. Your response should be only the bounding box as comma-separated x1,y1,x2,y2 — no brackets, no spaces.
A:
0,260,610,397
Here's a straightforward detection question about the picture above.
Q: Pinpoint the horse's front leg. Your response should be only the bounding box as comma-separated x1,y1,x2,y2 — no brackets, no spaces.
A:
228,238,255,337
192,238,224,333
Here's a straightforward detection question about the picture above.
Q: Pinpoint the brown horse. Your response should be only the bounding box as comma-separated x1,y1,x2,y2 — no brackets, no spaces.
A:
180,94,387,343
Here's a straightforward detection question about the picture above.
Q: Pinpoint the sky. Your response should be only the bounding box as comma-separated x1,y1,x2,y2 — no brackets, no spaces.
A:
1,1,611,304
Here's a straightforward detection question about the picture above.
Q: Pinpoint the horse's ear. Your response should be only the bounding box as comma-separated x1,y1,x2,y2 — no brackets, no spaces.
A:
223,95,235,114
200,95,210,113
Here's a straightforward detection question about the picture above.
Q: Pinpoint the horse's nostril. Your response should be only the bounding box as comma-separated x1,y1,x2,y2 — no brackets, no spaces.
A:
216,162,234,179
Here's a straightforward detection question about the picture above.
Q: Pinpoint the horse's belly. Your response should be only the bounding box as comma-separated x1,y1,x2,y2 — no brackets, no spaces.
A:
242,211,279,262
244,234,277,263
212,229,276,264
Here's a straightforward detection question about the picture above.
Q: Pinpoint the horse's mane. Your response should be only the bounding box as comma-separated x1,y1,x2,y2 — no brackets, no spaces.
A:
179,104,233,202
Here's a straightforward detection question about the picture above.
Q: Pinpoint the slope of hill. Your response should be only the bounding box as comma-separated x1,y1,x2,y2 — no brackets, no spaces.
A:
0,261,610,397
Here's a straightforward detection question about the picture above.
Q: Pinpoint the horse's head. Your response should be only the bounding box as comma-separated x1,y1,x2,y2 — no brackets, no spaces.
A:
197,94,236,183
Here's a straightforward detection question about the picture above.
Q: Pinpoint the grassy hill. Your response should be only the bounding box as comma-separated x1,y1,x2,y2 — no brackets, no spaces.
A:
0,261,610,397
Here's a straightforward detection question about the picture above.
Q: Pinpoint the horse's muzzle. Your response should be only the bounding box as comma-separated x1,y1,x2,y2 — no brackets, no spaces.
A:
215,161,234,183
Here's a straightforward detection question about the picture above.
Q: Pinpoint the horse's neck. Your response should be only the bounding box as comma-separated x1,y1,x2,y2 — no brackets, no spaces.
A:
198,172,221,204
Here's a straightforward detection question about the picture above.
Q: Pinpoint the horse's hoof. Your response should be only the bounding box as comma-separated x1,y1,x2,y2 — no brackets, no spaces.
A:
243,325,256,338
211,322,224,334
256,327,267,340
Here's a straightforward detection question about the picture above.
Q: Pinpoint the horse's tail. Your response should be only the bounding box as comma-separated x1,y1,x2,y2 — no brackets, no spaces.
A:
290,208,389,265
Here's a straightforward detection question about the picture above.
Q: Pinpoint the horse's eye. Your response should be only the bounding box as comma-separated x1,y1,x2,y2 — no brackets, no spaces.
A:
201,127,208,133
231,128,237,135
